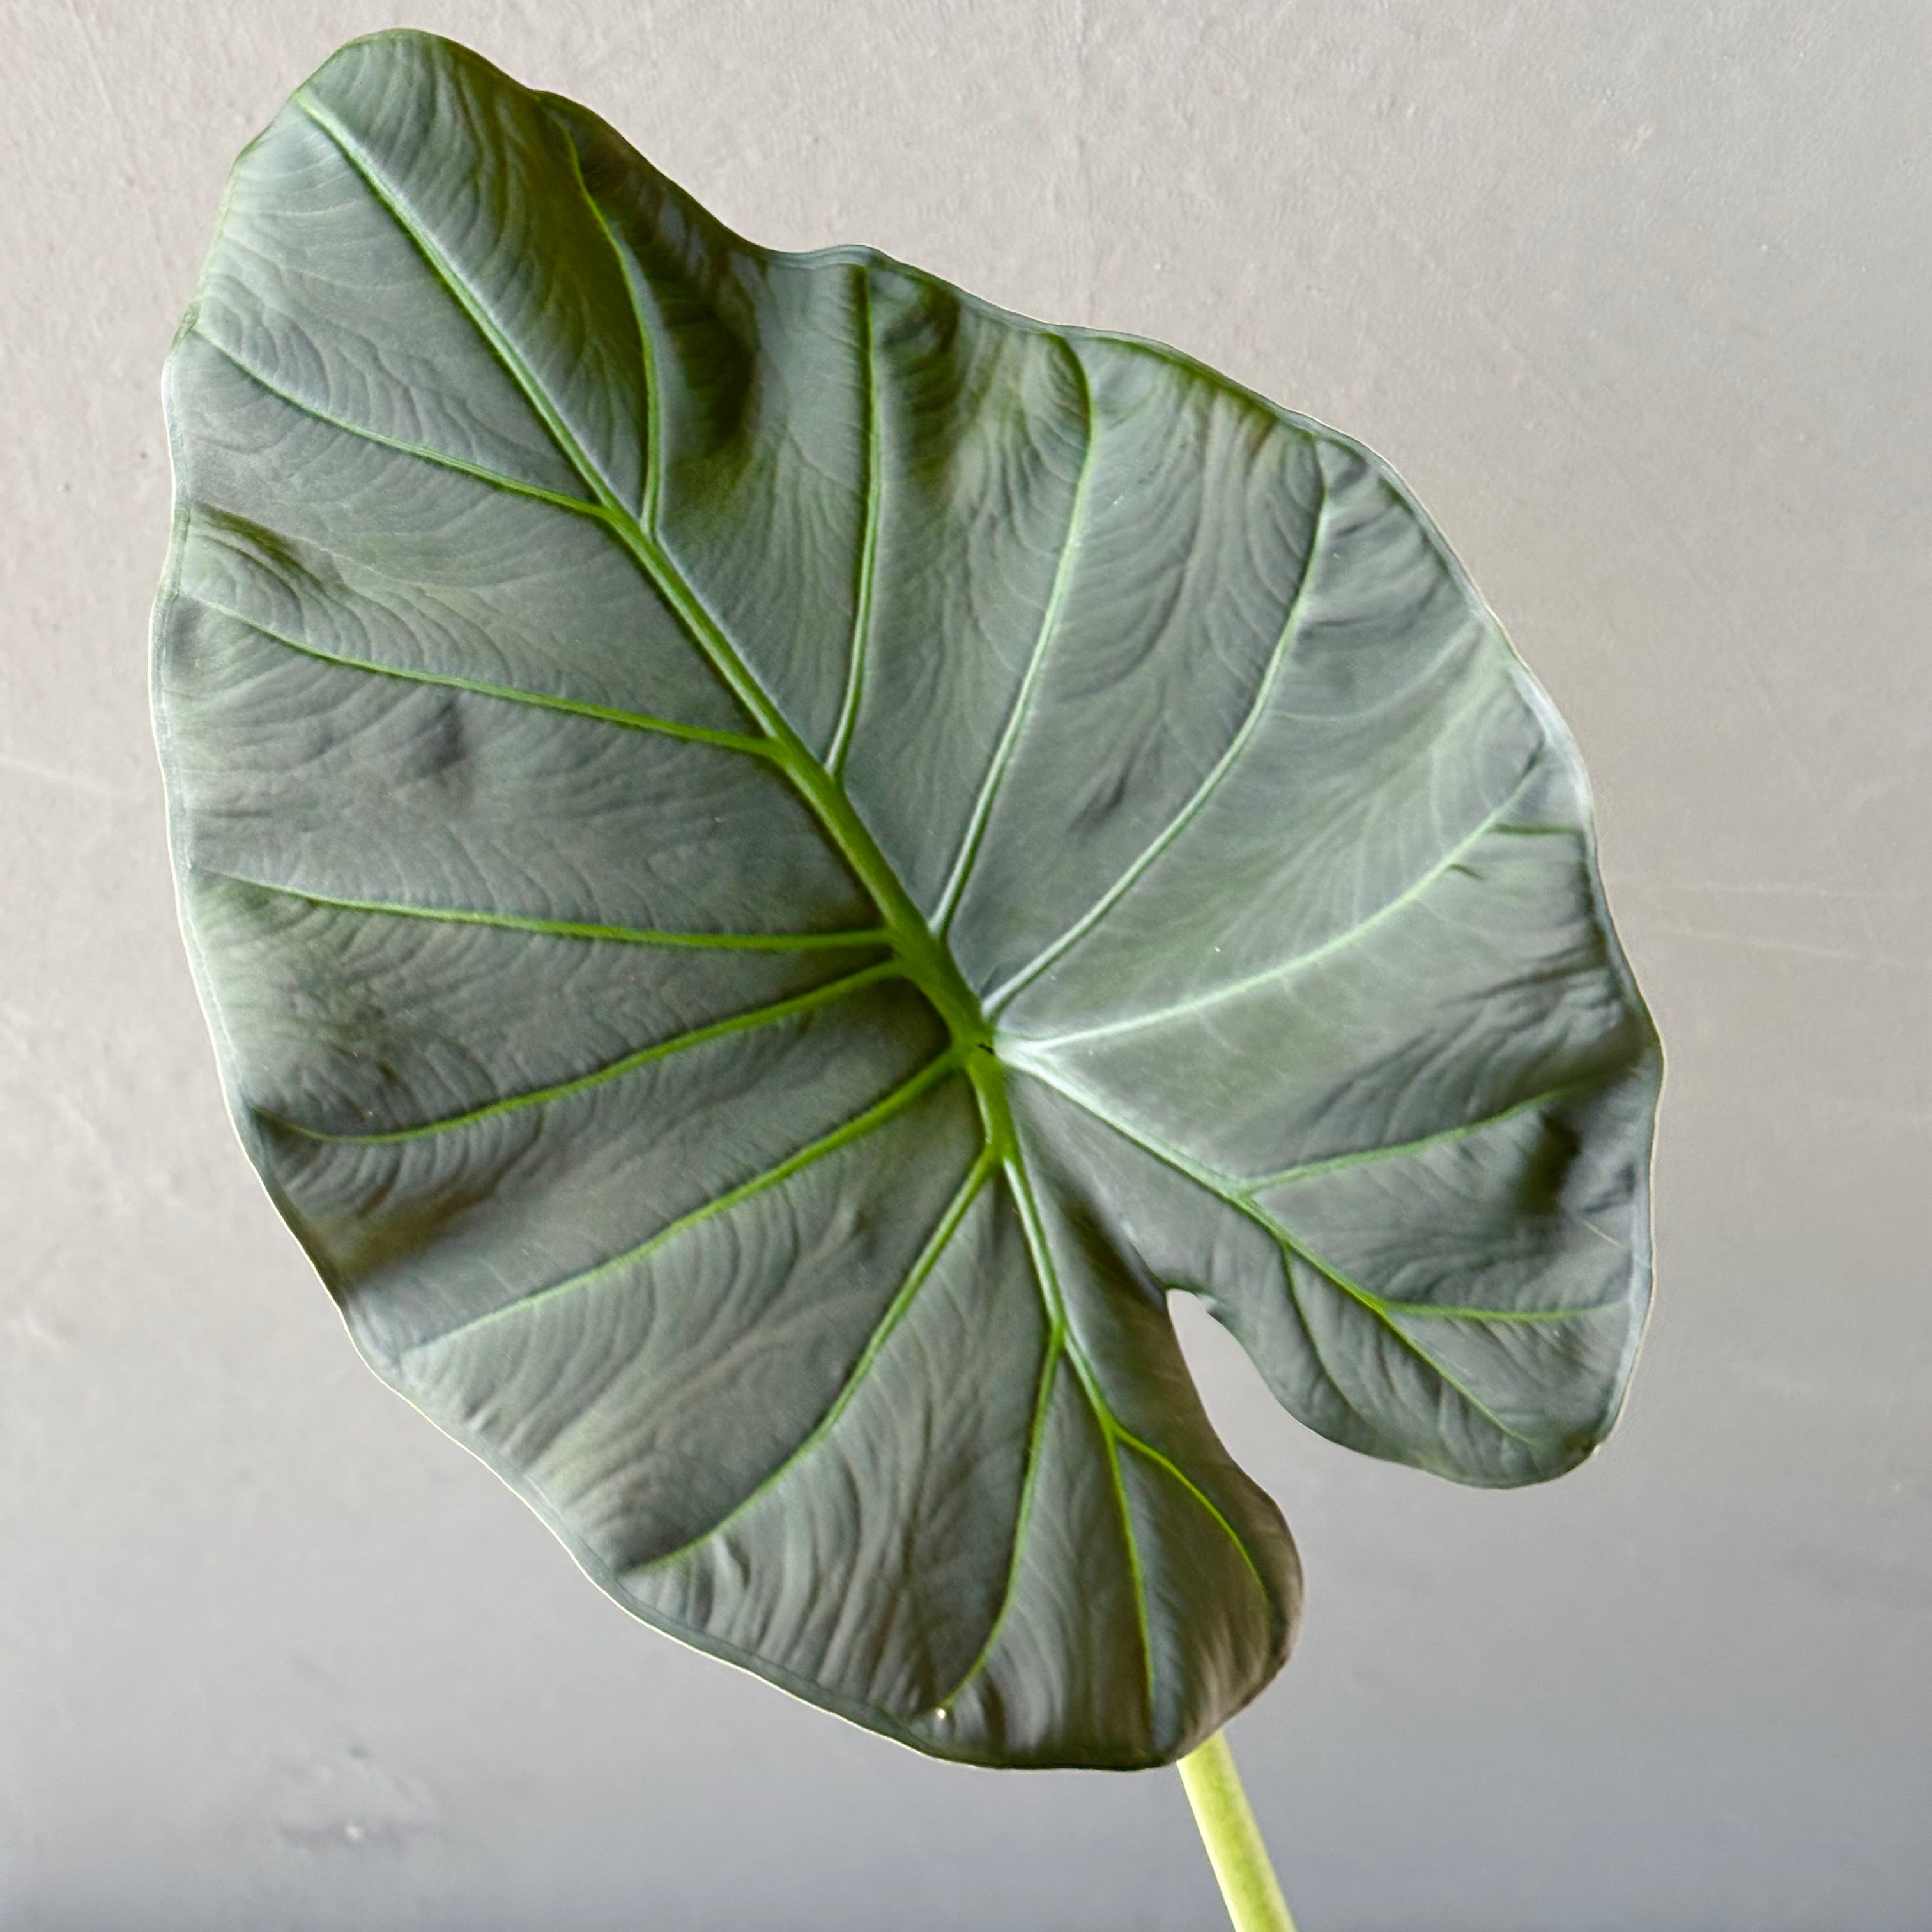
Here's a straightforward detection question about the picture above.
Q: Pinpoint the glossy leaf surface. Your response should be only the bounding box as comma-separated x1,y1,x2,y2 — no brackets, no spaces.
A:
153,31,1659,1768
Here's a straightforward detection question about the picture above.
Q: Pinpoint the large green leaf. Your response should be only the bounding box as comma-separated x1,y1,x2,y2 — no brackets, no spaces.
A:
153,31,1659,1769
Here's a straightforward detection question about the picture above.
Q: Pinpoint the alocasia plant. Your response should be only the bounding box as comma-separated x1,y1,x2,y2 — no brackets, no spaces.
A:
152,29,1659,1926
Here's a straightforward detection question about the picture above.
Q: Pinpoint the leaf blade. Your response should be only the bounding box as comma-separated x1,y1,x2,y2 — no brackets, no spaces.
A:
156,27,1656,1770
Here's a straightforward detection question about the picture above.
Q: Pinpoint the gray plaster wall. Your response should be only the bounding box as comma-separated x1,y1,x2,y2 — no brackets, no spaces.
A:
3,3,1926,1927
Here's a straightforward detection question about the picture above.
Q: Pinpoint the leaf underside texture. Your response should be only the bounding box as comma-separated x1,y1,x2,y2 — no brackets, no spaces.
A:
153,31,1660,1769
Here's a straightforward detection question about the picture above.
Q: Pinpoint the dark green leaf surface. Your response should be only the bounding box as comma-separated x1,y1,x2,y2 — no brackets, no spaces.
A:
153,31,1659,1768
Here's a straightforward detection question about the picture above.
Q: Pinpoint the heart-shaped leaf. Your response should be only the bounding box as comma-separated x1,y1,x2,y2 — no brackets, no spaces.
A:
153,31,1659,1768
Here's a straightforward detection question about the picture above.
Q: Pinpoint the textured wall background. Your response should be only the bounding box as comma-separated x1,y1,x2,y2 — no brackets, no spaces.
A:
3,3,1926,1928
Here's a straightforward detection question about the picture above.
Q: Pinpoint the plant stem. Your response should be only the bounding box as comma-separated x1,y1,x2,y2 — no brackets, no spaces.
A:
1177,1730,1298,1932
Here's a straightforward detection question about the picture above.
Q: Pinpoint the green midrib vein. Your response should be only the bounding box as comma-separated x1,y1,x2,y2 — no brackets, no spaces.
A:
292,88,986,1018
